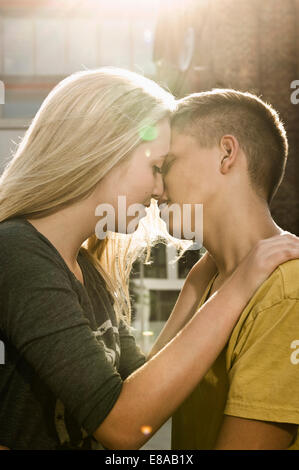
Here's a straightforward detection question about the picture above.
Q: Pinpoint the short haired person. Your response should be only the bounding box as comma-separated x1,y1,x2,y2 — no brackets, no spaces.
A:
157,89,299,450
0,69,298,450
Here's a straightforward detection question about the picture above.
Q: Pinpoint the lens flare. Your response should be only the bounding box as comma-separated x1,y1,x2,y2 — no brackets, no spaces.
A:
139,124,158,141
141,425,152,435
142,330,154,336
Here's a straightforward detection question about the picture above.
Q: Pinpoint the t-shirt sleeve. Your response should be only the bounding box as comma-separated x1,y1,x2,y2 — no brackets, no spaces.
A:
0,241,123,436
118,318,146,380
225,298,299,425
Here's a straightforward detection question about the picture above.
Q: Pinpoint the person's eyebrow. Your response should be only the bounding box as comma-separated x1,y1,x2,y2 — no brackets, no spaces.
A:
164,152,176,162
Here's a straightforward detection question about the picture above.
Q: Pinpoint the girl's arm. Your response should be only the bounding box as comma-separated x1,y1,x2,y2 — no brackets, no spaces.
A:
94,232,299,450
147,251,217,361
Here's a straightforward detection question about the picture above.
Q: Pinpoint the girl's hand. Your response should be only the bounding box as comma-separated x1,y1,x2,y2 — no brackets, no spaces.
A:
227,232,299,306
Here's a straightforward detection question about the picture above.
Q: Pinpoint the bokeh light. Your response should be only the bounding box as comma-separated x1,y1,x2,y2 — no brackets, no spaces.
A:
139,125,158,141
142,330,154,336
141,425,152,435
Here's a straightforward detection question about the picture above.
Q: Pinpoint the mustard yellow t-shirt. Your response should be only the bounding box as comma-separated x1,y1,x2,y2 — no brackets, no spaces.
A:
172,259,299,450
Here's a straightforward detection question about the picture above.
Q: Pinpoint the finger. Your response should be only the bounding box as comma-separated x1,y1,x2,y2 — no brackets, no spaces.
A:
259,233,299,246
257,235,299,253
262,245,299,268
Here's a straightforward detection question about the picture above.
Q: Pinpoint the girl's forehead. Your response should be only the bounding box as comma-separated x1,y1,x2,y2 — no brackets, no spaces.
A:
135,140,168,162
138,122,171,158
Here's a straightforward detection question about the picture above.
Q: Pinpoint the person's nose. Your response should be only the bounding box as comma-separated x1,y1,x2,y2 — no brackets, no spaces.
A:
152,174,169,207
155,180,169,207
151,173,164,201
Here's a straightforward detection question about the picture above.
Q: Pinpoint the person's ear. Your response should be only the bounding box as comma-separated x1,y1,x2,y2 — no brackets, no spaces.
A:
219,135,239,174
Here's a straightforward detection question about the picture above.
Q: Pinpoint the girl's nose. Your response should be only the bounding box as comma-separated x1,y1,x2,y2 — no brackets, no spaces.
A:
152,173,164,200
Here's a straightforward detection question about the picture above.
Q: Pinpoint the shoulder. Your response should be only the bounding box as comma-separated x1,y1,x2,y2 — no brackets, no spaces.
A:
0,217,31,243
229,260,299,346
0,217,45,252
0,217,36,265
244,259,299,316
0,217,59,256
227,260,299,365
277,259,299,301
0,217,71,282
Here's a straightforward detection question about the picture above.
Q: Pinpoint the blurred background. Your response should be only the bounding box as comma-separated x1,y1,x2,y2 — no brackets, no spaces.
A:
0,0,298,449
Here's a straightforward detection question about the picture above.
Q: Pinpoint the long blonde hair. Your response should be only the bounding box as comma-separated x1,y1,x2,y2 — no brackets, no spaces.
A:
0,67,184,324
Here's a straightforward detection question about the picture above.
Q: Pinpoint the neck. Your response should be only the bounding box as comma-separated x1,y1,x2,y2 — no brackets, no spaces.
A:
202,194,283,281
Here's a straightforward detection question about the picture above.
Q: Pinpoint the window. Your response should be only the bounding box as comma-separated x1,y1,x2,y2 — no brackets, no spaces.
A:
131,243,167,279
178,249,201,278
149,290,179,322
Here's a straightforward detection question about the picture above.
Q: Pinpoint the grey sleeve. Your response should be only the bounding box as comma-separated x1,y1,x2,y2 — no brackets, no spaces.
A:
118,318,147,380
1,244,123,435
